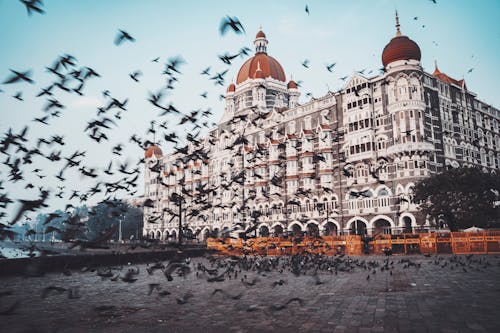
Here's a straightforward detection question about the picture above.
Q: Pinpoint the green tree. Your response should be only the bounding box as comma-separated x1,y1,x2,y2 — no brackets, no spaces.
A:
413,167,500,231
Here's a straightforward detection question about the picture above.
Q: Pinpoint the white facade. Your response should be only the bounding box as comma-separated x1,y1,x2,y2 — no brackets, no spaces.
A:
143,25,500,241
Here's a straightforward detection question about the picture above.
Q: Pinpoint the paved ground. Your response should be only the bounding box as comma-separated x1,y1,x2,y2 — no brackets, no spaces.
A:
1,254,499,333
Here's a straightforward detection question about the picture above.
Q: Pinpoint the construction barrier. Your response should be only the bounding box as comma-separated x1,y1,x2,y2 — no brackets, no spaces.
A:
206,231,500,256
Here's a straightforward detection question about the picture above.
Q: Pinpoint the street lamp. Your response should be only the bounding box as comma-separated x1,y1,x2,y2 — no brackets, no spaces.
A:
118,216,123,243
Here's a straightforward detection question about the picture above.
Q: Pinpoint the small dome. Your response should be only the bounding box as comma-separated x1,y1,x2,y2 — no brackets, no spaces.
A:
287,80,298,89
145,145,162,158
382,35,421,67
256,30,266,38
226,83,236,93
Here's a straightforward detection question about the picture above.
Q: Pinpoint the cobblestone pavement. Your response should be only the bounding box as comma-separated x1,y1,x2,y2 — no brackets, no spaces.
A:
1,254,499,333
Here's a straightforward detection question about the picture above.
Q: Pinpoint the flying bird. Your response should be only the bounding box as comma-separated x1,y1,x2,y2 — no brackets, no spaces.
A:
129,71,142,82
12,92,23,101
114,29,135,45
305,5,310,15
326,63,336,72
3,69,34,84
20,0,45,16
219,16,245,35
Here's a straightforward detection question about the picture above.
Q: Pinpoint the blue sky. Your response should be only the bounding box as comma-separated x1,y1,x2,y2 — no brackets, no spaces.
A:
0,0,499,216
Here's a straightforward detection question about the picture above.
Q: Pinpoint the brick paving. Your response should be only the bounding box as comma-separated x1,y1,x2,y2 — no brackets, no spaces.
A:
0,254,499,333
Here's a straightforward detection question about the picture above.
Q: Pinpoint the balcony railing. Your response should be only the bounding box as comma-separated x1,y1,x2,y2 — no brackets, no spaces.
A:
385,142,435,155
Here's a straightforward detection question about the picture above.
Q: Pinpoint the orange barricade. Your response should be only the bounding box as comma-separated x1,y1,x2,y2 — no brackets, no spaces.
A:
405,234,421,254
468,233,486,254
451,232,469,254
436,232,453,254
420,233,437,253
485,230,500,253
207,231,500,256
372,234,392,254
391,235,405,254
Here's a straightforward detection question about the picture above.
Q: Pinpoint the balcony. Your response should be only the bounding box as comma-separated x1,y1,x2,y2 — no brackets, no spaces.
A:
387,100,426,113
385,142,435,155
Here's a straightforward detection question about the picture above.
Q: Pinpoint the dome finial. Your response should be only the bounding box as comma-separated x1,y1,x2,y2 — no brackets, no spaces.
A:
395,10,402,36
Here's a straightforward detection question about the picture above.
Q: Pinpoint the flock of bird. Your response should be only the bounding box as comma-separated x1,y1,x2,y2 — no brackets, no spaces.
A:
1,252,498,321
0,0,472,248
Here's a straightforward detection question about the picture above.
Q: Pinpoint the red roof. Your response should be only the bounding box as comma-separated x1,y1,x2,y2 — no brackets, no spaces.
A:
433,65,466,88
236,53,286,84
226,83,235,93
287,80,298,89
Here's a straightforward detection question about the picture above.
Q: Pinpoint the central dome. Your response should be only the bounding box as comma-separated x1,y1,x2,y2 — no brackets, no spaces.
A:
236,29,286,84
236,54,286,84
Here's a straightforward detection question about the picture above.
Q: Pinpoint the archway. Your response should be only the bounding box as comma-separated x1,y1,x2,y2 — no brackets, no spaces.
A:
373,219,392,235
156,230,162,240
259,225,270,237
194,228,201,240
149,231,155,239
203,228,211,240
306,222,319,237
212,228,219,238
350,219,367,235
171,230,177,241
323,222,338,236
184,228,194,239
290,223,303,236
403,216,413,233
273,224,284,237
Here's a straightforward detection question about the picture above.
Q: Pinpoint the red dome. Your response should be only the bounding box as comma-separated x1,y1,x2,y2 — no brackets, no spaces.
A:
287,80,297,89
226,83,235,93
145,145,162,158
382,35,421,67
236,53,286,84
256,30,266,38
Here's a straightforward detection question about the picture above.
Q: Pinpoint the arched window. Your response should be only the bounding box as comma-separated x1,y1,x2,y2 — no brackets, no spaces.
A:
378,188,389,196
